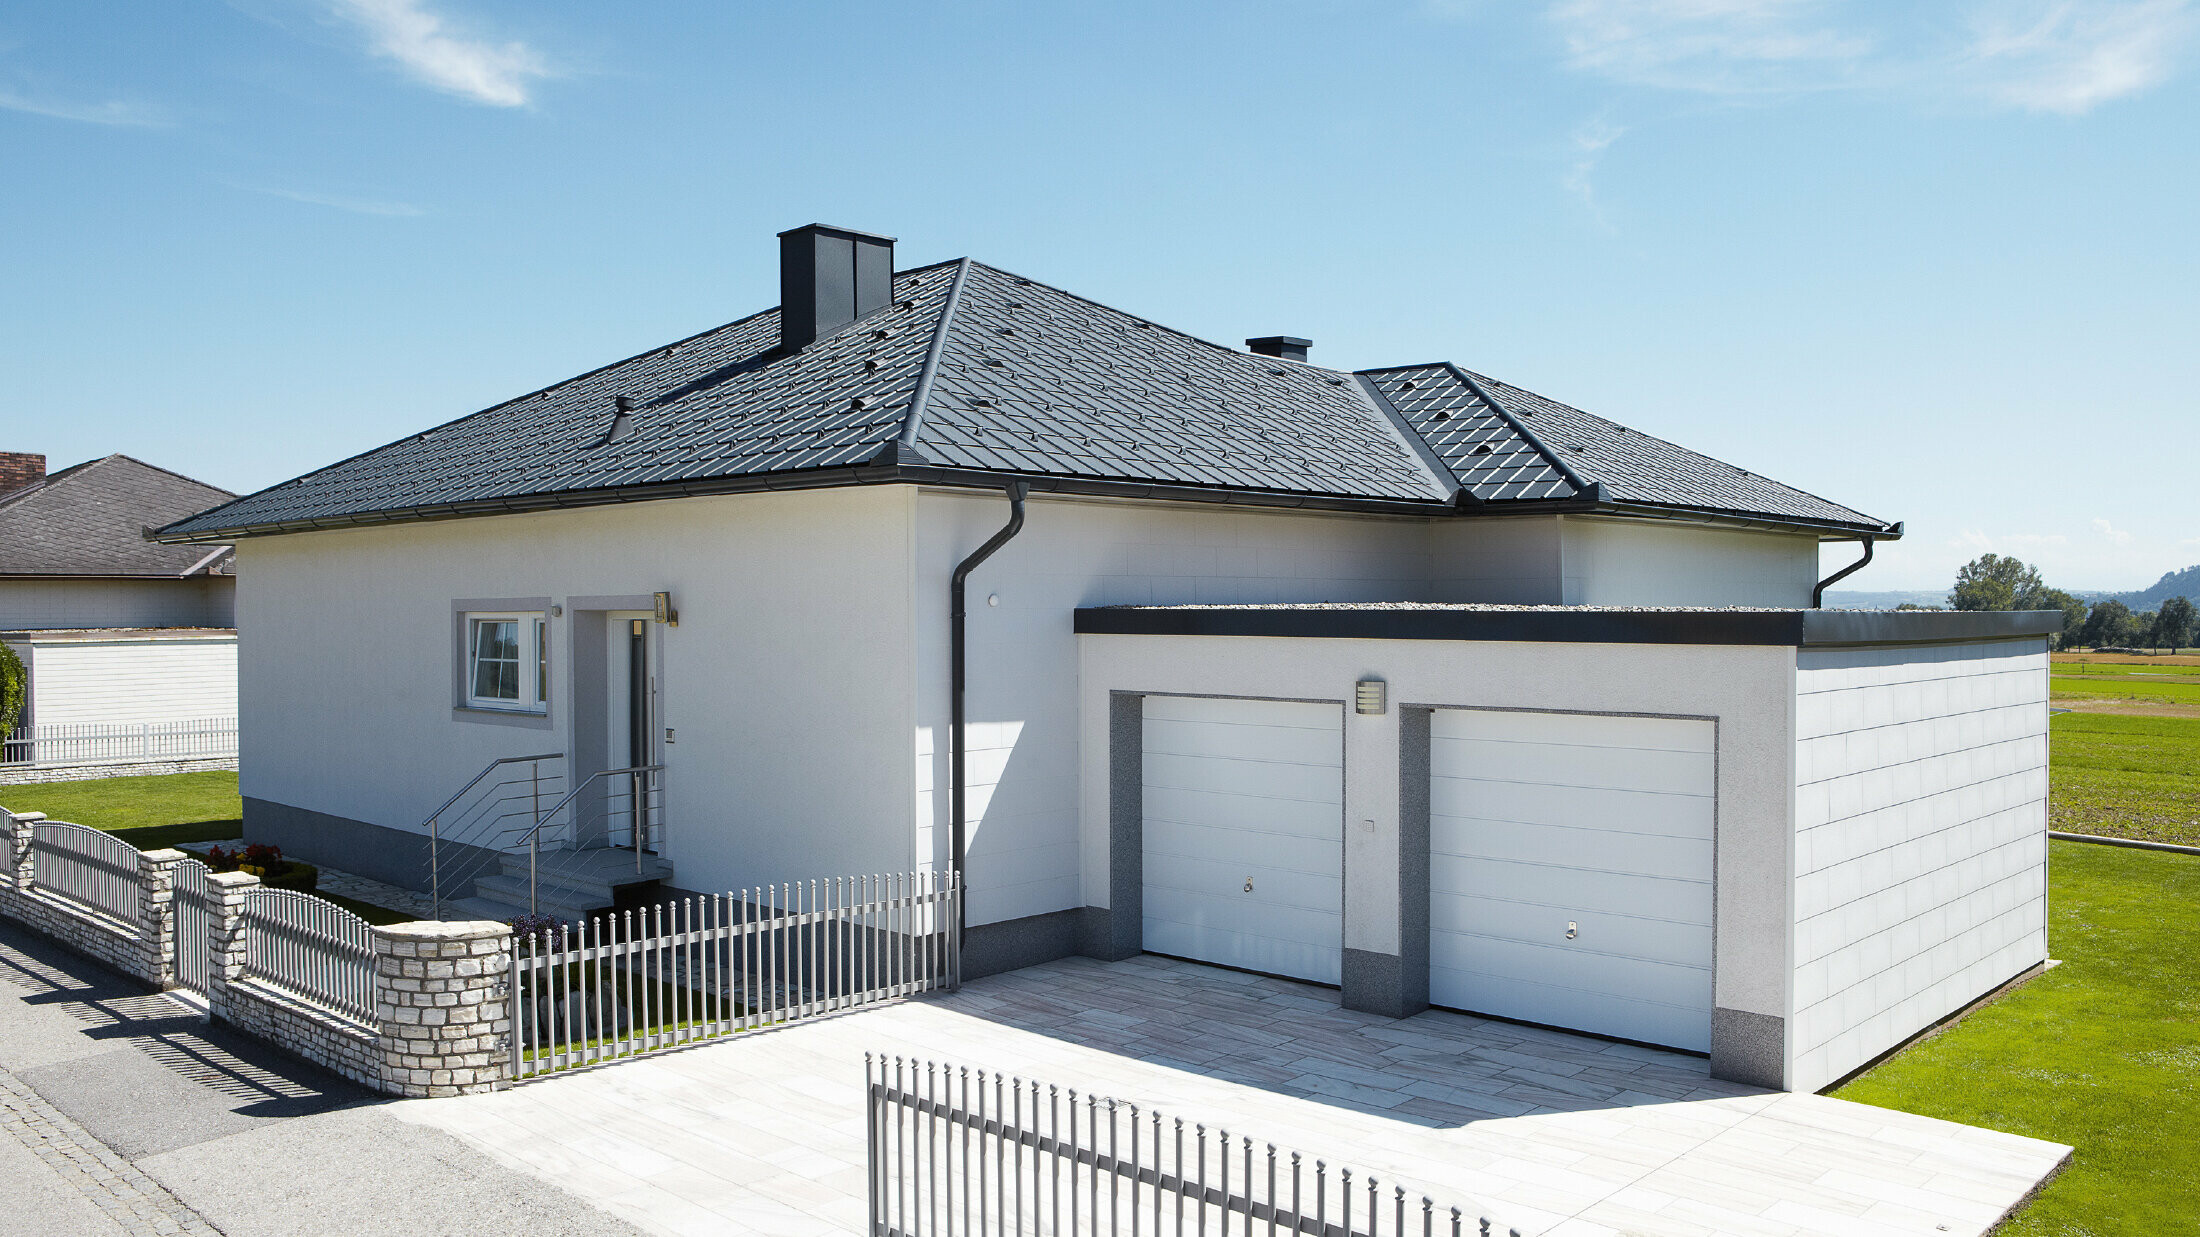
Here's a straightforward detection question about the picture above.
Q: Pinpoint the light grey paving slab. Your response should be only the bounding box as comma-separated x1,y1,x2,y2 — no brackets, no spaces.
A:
395,954,2070,1237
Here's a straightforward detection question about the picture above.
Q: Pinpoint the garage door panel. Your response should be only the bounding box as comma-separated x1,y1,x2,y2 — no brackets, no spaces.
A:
1143,696,1343,986
1142,715,1342,766
1431,778,1713,840
1143,784,1342,840
1429,964,1712,1052
1143,695,1340,731
1430,852,1714,922
1430,709,1715,1051
1143,826,1343,889
1433,818,1714,883
1431,737,1716,797
1143,886,1343,946
1141,752,1343,806
1430,894,1713,969
1433,708,1713,754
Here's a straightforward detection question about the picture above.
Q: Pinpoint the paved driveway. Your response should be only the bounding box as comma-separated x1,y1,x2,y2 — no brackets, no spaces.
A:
397,954,2070,1237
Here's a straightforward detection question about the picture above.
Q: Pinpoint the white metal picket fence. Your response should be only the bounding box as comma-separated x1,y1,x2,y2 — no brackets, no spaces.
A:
28,821,142,923
240,887,376,1023
867,1057,1518,1237
2,717,237,766
512,871,959,1081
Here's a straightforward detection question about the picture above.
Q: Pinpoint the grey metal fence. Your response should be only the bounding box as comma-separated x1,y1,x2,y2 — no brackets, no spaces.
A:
240,887,376,1024
513,871,959,1081
29,821,142,923
866,1057,1517,1237
173,857,215,997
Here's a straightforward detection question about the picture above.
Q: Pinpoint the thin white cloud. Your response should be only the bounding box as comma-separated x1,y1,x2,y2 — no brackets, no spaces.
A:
1563,116,1627,224
234,183,426,217
1548,0,1875,94
1539,0,2194,112
0,87,167,127
2095,517,2135,544
1966,0,2196,113
329,0,549,107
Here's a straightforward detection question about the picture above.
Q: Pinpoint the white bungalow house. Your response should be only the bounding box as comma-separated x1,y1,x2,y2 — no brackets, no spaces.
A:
157,225,2056,1092
2,453,238,775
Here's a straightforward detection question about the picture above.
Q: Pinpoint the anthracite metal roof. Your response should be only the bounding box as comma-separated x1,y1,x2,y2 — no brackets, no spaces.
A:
160,259,1893,541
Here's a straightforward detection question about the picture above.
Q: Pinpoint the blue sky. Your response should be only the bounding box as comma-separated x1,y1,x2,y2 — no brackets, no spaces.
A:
4,1,2194,593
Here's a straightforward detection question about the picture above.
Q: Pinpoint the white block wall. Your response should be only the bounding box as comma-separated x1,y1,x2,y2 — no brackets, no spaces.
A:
19,635,238,728
1789,638,2050,1091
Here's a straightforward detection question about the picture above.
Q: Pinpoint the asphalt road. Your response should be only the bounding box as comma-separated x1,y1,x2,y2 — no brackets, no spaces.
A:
0,919,646,1237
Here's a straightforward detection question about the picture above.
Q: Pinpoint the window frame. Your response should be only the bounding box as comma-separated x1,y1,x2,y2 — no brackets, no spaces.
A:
459,608,551,716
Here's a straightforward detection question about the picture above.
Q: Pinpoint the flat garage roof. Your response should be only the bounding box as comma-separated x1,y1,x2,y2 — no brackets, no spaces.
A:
1072,604,2064,648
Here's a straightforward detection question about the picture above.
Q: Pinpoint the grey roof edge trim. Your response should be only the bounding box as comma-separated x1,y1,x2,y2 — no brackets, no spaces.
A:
1446,364,1595,496
1073,605,2063,647
149,462,1463,543
895,257,974,452
1350,374,1464,505
159,259,970,540
1584,498,1899,539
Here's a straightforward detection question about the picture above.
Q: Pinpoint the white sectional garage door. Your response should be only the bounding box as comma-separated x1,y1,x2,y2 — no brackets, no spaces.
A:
1142,696,1344,985
1429,709,1715,1051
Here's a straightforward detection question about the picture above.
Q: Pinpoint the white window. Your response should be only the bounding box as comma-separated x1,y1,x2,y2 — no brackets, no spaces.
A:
464,613,549,712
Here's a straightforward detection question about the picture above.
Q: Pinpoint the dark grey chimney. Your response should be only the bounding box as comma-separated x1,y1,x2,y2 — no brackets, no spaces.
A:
1246,336,1311,363
779,223,897,350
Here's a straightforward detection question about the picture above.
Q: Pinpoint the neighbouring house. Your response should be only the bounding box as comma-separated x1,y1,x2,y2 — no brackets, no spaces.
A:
155,224,2057,1092
2,453,239,775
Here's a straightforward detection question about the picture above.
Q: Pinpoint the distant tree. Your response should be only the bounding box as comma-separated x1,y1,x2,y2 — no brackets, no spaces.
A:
1950,555,2046,612
2153,596,2195,652
2029,587,2089,649
2081,600,2138,648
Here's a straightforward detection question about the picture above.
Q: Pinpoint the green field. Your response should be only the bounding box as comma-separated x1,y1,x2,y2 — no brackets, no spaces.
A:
2050,714,2200,847
2051,674,2200,705
1837,841,2200,1235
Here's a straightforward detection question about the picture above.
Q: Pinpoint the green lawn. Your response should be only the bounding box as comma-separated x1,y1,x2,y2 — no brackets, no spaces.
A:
0,770,419,923
1836,841,2200,1235
2050,674,2200,705
2050,714,2200,847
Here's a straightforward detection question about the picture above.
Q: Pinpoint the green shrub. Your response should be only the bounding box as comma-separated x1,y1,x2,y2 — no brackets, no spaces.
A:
0,643,24,738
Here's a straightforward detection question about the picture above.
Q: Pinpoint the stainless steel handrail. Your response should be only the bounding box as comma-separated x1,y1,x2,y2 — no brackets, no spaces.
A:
515,764,666,916
426,752,563,920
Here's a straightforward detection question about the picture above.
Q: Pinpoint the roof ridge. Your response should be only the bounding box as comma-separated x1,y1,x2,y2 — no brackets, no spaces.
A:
1349,373,1462,505
1446,363,1596,498
958,260,1353,372
894,257,973,455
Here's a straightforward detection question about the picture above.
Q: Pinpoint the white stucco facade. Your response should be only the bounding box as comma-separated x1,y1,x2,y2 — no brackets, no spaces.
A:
0,575,234,630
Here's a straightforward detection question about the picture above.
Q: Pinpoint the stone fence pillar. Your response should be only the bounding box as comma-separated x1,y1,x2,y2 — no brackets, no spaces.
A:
204,869,261,1022
6,810,43,892
135,848,186,988
370,920,514,1097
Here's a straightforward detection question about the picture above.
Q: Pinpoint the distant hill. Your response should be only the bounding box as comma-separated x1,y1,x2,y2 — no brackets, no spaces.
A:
1822,589,1949,610
2106,564,2200,610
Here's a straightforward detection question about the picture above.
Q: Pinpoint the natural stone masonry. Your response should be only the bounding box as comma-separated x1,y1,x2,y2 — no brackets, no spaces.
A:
3,807,516,1098
0,755,237,787
374,920,515,1097
0,1067,222,1237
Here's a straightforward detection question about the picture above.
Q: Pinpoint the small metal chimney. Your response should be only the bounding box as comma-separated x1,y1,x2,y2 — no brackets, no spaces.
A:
779,223,897,350
1247,336,1311,363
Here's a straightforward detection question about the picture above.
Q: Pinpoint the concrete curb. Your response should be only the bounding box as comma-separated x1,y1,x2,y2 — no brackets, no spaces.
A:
2049,830,2200,857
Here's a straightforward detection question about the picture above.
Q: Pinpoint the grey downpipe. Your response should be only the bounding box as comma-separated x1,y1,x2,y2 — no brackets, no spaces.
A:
1812,536,1875,608
949,481,1030,941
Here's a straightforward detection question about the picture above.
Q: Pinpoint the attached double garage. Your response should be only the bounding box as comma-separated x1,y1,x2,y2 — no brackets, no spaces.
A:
1080,605,2057,1092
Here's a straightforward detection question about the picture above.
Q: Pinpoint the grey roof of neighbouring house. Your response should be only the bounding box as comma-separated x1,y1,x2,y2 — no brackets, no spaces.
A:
0,455,236,576
158,258,1892,541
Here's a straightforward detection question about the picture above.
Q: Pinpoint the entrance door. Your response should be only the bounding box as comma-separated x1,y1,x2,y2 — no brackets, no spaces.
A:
604,613,656,852
1428,708,1716,1050
1141,695,1344,985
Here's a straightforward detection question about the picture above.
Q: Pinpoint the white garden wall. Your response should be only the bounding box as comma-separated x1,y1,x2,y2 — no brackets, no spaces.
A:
1788,638,2051,1091
14,632,237,728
